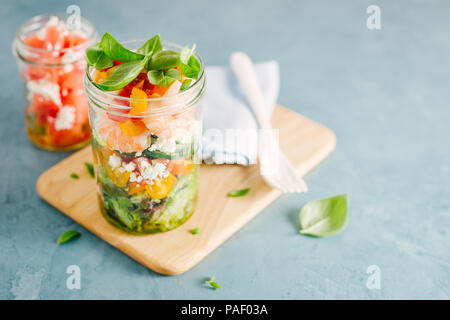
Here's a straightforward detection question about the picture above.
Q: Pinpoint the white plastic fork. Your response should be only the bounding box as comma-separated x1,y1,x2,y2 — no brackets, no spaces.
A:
230,52,308,193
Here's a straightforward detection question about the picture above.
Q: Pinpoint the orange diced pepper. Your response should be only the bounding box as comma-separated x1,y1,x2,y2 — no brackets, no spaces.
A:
128,182,146,194
145,174,177,199
119,119,147,137
170,159,193,175
152,85,169,97
129,87,148,116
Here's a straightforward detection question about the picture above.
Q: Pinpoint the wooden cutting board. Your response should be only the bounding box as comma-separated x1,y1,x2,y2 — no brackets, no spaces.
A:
36,105,336,275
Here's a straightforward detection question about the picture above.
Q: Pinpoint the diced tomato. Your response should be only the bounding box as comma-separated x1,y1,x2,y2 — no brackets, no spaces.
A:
62,92,89,128
28,95,59,124
23,34,46,49
64,33,86,48
45,25,65,50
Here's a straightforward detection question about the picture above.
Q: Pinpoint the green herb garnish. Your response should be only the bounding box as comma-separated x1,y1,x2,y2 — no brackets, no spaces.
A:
227,187,251,197
299,194,348,237
180,44,201,79
147,68,181,88
136,35,162,56
180,79,193,92
84,162,95,178
57,230,81,244
70,173,79,179
100,32,145,62
87,33,201,91
191,227,200,235
148,50,181,70
204,275,221,289
95,59,149,91
86,43,114,70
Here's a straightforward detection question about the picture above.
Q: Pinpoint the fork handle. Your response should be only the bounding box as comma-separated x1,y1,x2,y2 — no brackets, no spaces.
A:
230,52,273,130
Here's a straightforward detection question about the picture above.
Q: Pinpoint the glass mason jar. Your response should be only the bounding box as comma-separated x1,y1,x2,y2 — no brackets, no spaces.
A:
84,41,205,234
12,13,97,151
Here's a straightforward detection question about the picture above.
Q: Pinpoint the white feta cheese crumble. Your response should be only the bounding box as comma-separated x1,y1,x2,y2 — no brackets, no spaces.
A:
123,162,136,172
54,106,75,130
149,138,177,153
140,161,169,181
108,154,122,169
27,79,62,106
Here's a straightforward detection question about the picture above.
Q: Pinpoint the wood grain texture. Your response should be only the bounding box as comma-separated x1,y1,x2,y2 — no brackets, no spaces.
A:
36,105,336,275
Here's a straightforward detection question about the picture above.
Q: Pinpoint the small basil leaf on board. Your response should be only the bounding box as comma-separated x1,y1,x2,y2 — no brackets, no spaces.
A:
100,32,145,62
191,227,200,235
86,43,114,70
137,35,163,56
95,59,147,91
84,162,95,178
179,79,193,92
57,230,81,244
299,194,348,237
70,173,79,179
227,187,251,197
181,55,201,79
149,50,181,70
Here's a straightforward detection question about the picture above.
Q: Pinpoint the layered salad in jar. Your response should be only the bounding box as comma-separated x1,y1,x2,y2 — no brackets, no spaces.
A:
85,33,204,234
13,14,97,150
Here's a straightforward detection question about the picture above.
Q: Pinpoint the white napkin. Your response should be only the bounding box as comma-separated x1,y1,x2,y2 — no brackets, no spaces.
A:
202,61,279,165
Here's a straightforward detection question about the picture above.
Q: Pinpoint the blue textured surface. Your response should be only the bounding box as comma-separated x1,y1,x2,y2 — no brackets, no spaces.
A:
1,0,449,299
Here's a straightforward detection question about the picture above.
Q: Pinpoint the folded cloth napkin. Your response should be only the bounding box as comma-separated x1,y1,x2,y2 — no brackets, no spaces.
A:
202,61,279,165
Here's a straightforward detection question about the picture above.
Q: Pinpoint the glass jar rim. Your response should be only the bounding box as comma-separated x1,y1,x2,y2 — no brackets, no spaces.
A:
84,39,206,117
13,13,97,66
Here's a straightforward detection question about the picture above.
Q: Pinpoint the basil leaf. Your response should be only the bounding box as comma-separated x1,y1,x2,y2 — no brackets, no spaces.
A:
84,162,95,178
100,32,145,62
86,43,114,70
180,44,196,64
147,70,164,85
227,187,251,197
147,68,180,88
137,35,162,55
181,55,201,79
149,50,181,70
299,194,348,237
95,59,147,91
205,276,220,289
70,173,79,179
179,79,193,92
57,230,81,244
191,227,200,235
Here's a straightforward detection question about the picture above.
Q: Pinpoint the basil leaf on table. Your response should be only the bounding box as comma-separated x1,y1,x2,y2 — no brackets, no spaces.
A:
137,34,163,56
84,162,95,178
57,230,81,244
204,275,221,289
100,32,145,62
147,68,181,88
95,59,147,91
227,188,251,197
148,50,181,70
299,194,348,237
86,43,114,70
179,79,193,91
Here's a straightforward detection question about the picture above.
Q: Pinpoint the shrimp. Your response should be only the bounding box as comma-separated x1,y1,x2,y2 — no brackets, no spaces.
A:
95,113,150,153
